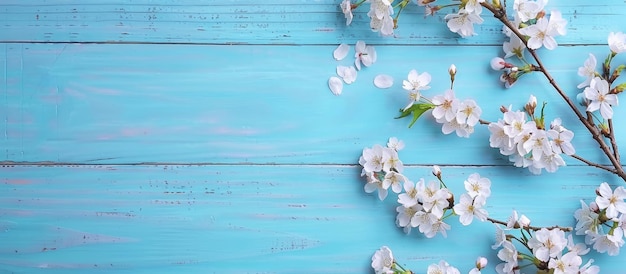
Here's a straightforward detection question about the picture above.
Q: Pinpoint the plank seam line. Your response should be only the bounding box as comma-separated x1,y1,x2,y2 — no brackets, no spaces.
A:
0,41,608,47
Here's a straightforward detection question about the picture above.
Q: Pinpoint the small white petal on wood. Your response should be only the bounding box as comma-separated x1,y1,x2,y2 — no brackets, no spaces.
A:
374,74,394,88
328,76,343,96
333,43,350,61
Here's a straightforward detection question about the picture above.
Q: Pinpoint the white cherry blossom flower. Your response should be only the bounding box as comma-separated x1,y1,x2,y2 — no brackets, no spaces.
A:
608,31,626,54
438,116,474,138
340,0,353,26
354,41,377,70
489,120,515,155
398,179,424,207
402,70,432,110
383,171,405,193
503,35,526,58
547,10,567,36
523,128,551,159
445,9,484,38
595,182,626,219
577,53,597,88
464,173,492,198
333,43,350,61
396,204,422,234
456,99,482,126
412,210,438,232
496,241,519,273
548,251,582,274
464,0,485,14
492,225,508,249
387,137,405,151
453,193,488,225
547,120,575,155
567,234,590,256
368,0,394,36
579,259,600,274
427,260,460,274
361,144,388,173
424,219,451,238
537,151,566,173
364,174,388,200
584,77,618,119
591,227,624,256
519,17,558,50
574,200,600,236
513,0,541,22
371,246,395,274
528,228,568,262
432,89,459,122
423,182,450,218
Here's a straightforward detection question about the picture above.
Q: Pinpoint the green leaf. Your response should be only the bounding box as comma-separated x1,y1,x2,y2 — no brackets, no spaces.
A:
394,103,435,128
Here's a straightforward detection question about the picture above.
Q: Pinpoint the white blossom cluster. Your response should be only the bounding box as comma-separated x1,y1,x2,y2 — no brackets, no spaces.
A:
492,211,599,274
359,138,491,239
371,246,488,274
575,32,626,120
575,182,626,257
399,67,483,138
488,95,575,175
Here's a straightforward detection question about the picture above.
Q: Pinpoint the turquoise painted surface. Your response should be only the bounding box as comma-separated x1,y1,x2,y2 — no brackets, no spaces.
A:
1,1,626,273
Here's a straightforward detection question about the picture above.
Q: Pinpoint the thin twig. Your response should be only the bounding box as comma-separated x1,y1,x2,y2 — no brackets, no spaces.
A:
609,119,621,162
570,154,617,173
486,217,572,232
480,2,626,182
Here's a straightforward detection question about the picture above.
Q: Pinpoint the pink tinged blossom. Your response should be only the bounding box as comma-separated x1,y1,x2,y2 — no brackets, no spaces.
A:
608,32,626,54
584,77,618,119
595,182,626,219
444,9,484,38
490,57,507,70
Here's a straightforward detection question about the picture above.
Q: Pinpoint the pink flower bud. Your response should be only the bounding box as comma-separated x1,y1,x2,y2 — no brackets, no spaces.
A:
590,201,599,212
475,257,488,269
490,57,506,70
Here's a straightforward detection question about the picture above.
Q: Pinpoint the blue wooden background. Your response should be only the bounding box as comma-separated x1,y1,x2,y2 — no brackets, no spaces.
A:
1,1,626,273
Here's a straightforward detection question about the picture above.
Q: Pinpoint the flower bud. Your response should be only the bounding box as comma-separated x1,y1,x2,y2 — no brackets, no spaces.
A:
590,201,599,212
518,214,531,228
511,66,519,72
490,57,506,70
475,257,488,270
432,165,441,178
525,95,537,116
448,64,457,77
500,105,509,113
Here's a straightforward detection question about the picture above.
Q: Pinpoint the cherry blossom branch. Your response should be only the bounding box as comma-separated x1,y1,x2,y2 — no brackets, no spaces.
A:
481,2,626,182
486,217,572,232
609,119,621,162
570,154,617,173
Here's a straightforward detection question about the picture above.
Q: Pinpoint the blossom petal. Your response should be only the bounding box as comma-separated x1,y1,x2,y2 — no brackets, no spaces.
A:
333,43,350,61
374,74,394,88
328,76,343,96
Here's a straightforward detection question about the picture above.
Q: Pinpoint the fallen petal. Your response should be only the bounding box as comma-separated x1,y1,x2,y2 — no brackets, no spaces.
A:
329,77,343,96
333,43,350,61
374,74,393,88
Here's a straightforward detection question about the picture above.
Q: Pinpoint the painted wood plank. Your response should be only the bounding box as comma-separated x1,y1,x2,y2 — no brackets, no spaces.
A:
0,164,624,273
1,43,625,166
0,0,624,45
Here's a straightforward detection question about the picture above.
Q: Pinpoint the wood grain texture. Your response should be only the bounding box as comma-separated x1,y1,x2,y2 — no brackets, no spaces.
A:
1,43,625,165
1,165,624,273
2,0,626,273
0,0,625,45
